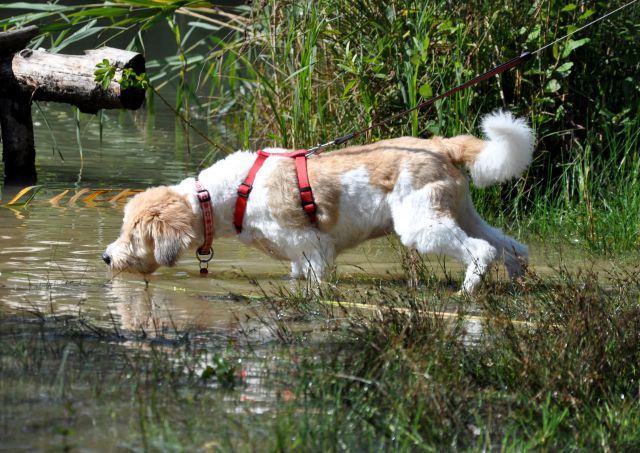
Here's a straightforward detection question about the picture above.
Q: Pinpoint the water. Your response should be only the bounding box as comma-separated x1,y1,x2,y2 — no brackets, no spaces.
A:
0,102,409,332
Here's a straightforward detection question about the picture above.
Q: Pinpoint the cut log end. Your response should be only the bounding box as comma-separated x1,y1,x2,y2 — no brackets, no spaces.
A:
120,53,146,111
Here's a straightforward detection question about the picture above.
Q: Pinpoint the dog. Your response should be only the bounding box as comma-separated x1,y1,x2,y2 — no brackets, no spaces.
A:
103,111,533,292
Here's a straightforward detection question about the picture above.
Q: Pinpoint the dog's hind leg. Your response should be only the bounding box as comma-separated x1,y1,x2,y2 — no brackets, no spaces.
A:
395,213,497,293
458,194,528,280
475,222,527,280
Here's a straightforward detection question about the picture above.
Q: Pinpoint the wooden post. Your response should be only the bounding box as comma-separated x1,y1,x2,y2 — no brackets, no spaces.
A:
0,94,36,184
0,26,38,184
0,26,146,184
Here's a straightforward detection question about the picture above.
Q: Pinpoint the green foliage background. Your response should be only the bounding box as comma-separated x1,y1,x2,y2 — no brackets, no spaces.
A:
2,0,639,249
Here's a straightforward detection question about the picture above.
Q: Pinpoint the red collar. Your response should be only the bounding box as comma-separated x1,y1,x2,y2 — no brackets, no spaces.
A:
195,180,214,274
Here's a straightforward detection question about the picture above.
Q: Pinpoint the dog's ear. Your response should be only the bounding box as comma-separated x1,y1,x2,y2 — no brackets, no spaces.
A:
137,190,195,267
154,227,187,267
150,215,194,267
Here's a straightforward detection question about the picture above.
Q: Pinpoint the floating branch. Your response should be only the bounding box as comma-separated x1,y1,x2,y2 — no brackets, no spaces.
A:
3,186,143,207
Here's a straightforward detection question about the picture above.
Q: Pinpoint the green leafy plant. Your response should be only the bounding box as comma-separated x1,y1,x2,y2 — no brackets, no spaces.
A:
93,58,116,90
94,59,150,91
120,67,150,91
200,350,239,389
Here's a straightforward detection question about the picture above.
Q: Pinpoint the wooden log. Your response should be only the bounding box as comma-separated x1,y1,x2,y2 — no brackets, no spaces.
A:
0,26,39,56
0,47,146,114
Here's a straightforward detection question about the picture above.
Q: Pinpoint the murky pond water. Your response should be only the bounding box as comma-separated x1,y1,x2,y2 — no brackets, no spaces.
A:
0,102,412,332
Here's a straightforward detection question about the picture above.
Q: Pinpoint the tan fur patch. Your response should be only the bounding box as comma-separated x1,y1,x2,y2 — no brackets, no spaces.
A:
442,135,486,166
127,187,195,236
266,136,477,231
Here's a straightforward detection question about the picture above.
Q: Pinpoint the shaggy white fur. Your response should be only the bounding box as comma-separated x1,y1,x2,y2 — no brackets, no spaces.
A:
104,111,534,292
470,110,534,187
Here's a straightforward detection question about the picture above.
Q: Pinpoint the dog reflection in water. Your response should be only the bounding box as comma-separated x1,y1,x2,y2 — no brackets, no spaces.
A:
106,280,259,338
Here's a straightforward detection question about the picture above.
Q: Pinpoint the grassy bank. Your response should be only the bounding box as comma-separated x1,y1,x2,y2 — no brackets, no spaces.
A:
2,260,640,451
2,0,639,250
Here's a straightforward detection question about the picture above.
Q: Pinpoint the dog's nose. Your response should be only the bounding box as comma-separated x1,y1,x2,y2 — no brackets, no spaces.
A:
102,253,111,265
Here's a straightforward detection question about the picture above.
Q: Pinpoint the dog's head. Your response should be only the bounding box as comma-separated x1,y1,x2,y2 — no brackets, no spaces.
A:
103,186,196,275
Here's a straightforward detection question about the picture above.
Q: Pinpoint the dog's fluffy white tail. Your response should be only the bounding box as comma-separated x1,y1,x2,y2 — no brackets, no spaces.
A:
468,111,534,188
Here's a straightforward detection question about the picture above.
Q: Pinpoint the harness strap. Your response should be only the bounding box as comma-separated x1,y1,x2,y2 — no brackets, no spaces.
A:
234,150,317,233
234,151,269,233
295,154,318,224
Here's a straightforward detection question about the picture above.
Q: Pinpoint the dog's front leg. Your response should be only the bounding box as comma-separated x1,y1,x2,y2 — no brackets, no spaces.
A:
290,240,336,282
285,232,336,286
290,251,327,283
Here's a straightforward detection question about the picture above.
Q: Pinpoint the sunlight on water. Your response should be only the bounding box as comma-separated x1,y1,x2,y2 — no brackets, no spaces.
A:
0,196,404,325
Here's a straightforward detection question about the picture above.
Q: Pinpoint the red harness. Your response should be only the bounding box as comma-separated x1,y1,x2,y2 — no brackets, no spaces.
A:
234,150,317,233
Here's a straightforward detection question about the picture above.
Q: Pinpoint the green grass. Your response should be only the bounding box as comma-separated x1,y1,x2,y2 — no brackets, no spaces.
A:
2,260,640,451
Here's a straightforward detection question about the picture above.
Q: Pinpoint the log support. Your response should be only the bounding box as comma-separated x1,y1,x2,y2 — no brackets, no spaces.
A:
0,25,146,184
0,94,36,184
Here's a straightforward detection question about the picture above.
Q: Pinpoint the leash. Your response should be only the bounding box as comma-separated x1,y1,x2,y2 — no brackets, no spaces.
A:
306,52,533,155
305,0,640,156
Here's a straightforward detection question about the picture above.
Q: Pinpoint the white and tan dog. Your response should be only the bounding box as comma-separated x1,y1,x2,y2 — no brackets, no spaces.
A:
103,111,533,292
